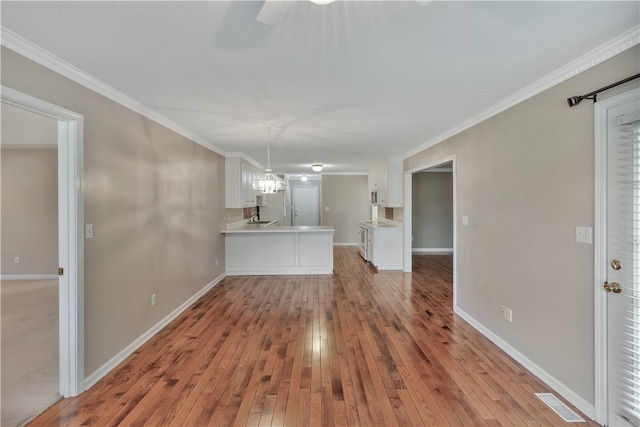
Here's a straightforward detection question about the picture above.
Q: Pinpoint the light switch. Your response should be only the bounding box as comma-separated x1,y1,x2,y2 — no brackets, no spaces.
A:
325,206,330,211
462,216,469,227
86,224,93,239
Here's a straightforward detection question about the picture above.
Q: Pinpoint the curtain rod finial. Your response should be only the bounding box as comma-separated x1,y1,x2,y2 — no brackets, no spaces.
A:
567,96,582,107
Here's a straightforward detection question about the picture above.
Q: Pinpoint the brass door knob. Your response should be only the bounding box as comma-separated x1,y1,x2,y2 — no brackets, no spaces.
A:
604,282,622,293
610,259,622,270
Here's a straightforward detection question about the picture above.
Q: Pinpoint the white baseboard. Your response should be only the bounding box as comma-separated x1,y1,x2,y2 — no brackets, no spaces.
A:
454,305,595,421
84,273,226,390
412,248,454,253
333,243,359,247
1,274,59,280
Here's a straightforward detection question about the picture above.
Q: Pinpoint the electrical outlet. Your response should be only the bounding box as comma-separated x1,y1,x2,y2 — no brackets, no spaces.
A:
501,305,513,322
575,226,592,244
14,256,19,264
86,224,93,239
151,294,156,306
215,258,218,266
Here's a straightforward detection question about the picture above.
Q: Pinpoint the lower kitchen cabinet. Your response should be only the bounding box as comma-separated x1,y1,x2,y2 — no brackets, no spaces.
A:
222,226,335,275
369,226,403,270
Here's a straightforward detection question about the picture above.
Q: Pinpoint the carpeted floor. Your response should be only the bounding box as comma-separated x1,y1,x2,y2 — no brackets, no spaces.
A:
1,279,60,427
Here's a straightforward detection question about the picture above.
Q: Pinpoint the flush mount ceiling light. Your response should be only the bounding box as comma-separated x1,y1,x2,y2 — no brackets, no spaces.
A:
311,164,323,172
253,128,285,194
301,175,308,182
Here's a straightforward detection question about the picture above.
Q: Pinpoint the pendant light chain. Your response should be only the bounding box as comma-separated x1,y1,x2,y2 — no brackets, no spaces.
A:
266,127,272,172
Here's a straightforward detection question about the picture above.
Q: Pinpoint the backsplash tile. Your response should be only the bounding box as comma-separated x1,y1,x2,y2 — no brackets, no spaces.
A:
385,207,393,220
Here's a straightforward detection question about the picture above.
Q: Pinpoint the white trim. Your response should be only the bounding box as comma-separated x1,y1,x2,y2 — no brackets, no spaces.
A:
593,88,640,426
455,306,595,421
404,25,640,160
84,273,226,390
0,274,59,280
226,269,333,276
418,167,453,173
319,172,368,176
333,243,359,247
412,248,454,253
1,28,224,158
1,85,85,398
224,152,265,172
404,173,413,272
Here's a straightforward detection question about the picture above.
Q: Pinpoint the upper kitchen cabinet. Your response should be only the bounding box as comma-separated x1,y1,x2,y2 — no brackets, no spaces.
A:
225,157,261,208
368,157,403,207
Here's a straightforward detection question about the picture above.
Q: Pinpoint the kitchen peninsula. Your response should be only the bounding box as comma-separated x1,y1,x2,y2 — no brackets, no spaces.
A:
221,221,335,275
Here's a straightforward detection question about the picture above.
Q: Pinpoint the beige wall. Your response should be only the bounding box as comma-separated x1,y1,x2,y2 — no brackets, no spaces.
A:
412,172,453,249
322,175,369,244
406,46,640,407
1,148,58,275
1,47,227,377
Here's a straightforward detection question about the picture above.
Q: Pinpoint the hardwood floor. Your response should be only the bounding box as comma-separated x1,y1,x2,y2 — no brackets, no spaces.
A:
28,247,596,426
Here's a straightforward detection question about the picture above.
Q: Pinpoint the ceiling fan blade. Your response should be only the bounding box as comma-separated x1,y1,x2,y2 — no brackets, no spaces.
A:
257,0,294,26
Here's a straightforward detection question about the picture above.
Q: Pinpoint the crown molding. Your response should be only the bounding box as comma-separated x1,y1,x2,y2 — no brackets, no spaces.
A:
224,152,265,170
404,25,640,159
3,24,637,165
320,172,368,176
1,27,225,156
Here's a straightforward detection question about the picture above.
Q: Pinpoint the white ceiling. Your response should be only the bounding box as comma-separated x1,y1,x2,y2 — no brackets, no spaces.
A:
1,1,638,173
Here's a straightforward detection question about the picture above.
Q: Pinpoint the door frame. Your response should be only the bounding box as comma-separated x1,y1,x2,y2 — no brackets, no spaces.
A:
594,87,640,425
403,154,457,305
1,85,85,397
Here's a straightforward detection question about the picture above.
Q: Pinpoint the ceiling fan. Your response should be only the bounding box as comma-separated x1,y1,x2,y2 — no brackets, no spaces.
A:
257,0,295,26
257,0,432,26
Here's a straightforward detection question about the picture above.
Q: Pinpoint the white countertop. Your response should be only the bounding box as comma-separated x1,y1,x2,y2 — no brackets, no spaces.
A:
222,221,335,234
358,219,402,229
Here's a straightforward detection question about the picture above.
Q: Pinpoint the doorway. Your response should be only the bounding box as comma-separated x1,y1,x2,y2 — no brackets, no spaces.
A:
1,104,60,426
411,163,454,254
594,88,640,426
404,155,457,307
1,86,85,399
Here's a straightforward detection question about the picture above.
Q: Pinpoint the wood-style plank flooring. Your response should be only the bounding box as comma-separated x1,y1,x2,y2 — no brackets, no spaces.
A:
28,247,597,426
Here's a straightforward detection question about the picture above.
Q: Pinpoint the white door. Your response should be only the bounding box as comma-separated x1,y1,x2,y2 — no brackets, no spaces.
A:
293,186,318,226
604,91,639,426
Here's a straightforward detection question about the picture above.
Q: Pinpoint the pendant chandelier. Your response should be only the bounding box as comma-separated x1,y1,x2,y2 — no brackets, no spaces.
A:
252,128,285,194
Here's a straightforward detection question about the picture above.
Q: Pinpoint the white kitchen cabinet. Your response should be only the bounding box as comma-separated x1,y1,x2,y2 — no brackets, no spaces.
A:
241,161,258,207
368,157,403,207
225,157,261,208
368,225,403,270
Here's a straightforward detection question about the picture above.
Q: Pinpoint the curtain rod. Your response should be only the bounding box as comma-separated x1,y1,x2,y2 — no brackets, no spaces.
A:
567,73,640,107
